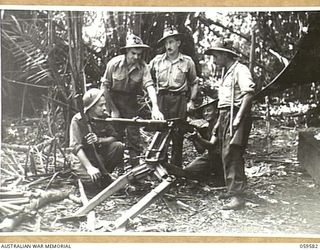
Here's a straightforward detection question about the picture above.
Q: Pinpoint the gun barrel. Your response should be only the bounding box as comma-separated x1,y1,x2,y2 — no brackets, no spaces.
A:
92,117,169,128
92,117,202,133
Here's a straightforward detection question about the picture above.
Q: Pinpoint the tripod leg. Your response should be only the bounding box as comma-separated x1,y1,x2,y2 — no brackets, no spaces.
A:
59,165,152,222
58,172,132,221
111,175,175,230
59,164,152,220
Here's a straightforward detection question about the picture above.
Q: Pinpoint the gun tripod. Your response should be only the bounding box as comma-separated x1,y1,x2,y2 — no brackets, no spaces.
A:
64,120,178,230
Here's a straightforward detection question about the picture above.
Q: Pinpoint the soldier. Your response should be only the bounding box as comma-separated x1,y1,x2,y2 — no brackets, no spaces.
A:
183,100,225,186
205,39,256,210
69,88,124,195
100,34,163,167
149,26,199,167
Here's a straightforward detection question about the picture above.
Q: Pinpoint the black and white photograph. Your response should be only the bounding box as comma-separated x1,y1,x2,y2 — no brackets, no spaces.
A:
1,6,320,237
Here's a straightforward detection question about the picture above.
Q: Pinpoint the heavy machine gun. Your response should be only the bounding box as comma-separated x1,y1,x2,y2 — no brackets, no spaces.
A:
61,118,200,230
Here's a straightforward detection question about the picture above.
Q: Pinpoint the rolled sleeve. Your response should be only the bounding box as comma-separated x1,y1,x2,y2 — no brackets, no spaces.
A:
148,55,160,83
69,115,84,155
187,59,198,86
103,61,115,89
143,64,154,89
237,65,255,94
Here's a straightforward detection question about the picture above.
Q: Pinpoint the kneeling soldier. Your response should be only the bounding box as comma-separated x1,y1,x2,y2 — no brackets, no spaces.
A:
184,100,225,186
69,88,124,194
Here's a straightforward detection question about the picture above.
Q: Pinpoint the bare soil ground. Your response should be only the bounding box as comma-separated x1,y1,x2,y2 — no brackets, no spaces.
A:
1,119,320,236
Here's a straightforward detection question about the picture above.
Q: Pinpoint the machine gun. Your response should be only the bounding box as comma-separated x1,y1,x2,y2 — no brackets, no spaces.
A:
92,117,199,131
60,117,202,230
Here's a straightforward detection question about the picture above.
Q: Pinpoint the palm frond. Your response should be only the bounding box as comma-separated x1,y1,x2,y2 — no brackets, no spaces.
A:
2,14,53,85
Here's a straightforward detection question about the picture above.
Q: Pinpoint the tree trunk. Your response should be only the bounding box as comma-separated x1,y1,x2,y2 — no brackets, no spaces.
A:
67,11,84,110
249,26,256,74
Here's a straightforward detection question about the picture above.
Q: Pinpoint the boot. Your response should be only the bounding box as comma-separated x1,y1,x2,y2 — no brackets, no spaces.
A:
218,192,233,200
222,196,245,210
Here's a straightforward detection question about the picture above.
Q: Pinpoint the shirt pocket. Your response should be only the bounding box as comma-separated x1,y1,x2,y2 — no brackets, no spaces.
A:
174,65,188,84
111,73,128,92
222,77,233,87
130,72,143,94
157,67,169,83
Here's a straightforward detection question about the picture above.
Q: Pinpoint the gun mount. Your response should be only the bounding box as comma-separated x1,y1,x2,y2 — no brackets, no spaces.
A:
60,117,200,230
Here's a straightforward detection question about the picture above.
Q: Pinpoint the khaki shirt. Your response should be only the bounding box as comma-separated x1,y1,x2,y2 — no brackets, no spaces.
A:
102,55,154,95
69,113,118,157
218,61,255,108
149,53,198,93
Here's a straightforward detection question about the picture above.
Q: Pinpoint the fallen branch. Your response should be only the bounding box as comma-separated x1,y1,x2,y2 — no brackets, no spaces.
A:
0,197,30,205
0,202,23,212
24,175,52,188
0,191,26,198
4,159,22,176
0,189,70,232
44,172,61,190
1,138,55,153
7,176,24,189
1,143,30,152
7,150,25,175
0,205,14,215
254,158,299,164
176,200,197,213
0,167,19,177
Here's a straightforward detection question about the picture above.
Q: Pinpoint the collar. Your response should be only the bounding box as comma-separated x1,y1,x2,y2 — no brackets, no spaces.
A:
119,54,142,70
161,52,183,64
223,61,238,79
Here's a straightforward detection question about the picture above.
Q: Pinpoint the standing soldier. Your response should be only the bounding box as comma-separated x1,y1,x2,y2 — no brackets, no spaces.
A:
149,26,199,167
205,39,255,210
100,34,163,167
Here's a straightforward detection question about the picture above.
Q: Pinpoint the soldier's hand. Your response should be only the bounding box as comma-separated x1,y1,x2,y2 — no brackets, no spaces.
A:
111,108,120,118
152,107,164,120
232,116,241,131
87,165,101,182
85,132,98,145
210,134,218,145
185,129,199,140
187,100,196,112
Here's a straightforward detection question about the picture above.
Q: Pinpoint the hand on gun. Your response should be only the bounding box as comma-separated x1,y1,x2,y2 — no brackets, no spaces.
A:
85,132,99,145
151,107,164,120
185,128,199,141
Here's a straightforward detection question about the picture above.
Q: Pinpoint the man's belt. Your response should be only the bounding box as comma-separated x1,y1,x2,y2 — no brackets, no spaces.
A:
158,89,186,96
110,89,139,96
219,106,239,112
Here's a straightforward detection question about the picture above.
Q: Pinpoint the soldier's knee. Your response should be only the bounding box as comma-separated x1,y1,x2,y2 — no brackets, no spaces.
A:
110,141,125,157
114,141,124,151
